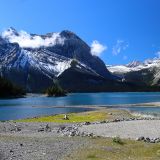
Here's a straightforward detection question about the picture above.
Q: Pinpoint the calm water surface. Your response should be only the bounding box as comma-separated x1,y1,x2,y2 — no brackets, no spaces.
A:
1,92,160,120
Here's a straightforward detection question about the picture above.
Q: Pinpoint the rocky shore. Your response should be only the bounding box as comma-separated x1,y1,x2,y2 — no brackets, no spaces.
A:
0,111,160,159
0,122,90,160
58,117,160,143
0,116,160,140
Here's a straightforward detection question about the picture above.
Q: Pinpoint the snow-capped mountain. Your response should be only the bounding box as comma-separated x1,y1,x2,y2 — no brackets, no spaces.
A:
108,60,147,74
2,27,159,92
108,59,160,86
126,60,143,68
0,27,114,92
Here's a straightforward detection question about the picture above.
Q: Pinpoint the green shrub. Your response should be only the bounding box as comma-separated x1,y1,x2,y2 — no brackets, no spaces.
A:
46,81,67,97
112,136,124,145
87,154,96,159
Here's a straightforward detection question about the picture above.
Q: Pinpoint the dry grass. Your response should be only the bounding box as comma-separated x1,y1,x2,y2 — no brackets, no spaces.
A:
65,137,160,160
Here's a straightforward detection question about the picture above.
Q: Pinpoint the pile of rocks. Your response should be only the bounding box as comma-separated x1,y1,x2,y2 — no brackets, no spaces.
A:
8,125,22,132
136,136,160,143
0,123,22,133
57,125,95,137
81,117,160,126
38,124,51,132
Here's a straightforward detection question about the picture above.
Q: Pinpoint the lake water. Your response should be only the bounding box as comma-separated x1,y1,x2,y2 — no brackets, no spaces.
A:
1,92,160,120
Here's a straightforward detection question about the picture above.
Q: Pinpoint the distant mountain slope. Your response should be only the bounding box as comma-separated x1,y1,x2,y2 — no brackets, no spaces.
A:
58,62,133,92
0,28,116,92
108,59,160,87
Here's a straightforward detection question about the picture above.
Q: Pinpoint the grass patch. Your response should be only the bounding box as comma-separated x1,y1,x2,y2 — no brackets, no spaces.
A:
15,110,109,123
64,138,160,160
15,109,133,123
87,154,97,159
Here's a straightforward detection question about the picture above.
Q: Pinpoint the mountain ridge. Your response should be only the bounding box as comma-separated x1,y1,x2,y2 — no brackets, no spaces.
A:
1,27,159,92
108,58,160,87
0,28,116,92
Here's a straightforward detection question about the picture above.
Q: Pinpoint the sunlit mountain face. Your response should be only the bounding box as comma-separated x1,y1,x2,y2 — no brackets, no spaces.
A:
0,28,118,92
1,28,160,92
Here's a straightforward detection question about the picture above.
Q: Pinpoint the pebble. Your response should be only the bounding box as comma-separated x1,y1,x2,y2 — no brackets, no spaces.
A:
20,143,23,147
136,136,145,141
83,122,91,125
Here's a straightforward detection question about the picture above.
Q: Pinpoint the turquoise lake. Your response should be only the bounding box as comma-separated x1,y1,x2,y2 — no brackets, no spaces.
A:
1,92,160,120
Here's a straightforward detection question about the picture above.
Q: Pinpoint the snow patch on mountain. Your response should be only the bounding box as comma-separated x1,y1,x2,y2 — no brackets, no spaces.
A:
108,59,160,74
108,65,132,74
22,49,72,77
1,28,65,48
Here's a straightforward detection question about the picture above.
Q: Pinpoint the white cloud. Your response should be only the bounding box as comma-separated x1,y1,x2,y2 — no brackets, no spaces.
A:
91,40,107,56
1,28,65,48
155,51,160,58
112,40,129,56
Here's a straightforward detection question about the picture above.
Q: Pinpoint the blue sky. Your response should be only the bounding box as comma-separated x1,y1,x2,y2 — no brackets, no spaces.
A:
0,0,160,65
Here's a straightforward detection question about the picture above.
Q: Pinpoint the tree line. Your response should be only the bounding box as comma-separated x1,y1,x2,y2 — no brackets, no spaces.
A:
0,76,26,98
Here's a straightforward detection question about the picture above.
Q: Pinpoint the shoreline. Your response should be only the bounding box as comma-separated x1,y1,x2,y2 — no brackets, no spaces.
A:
4,102,159,122
32,101,160,109
31,102,160,119
1,108,160,159
0,101,158,122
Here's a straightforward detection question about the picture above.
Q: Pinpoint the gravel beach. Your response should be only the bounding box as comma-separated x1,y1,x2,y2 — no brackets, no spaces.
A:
0,122,89,160
79,120,160,139
1,116,160,159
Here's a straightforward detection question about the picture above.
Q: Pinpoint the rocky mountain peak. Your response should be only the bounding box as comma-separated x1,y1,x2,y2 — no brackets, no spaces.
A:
5,27,19,36
126,60,143,68
0,28,114,92
60,30,76,37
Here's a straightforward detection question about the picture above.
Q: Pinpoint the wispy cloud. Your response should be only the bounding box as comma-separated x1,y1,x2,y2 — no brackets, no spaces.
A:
91,40,107,56
112,40,129,56
155,51,160,58
1,28,65,48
